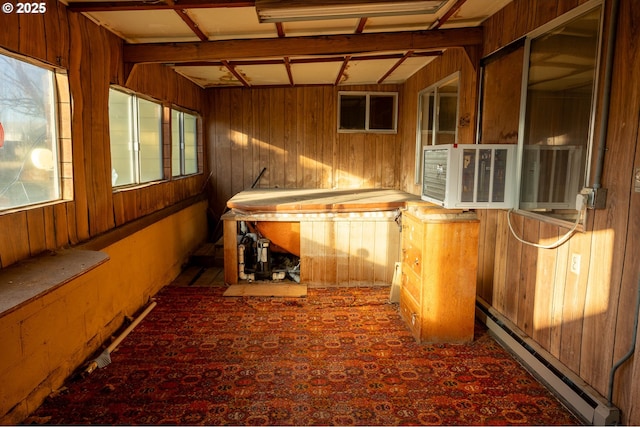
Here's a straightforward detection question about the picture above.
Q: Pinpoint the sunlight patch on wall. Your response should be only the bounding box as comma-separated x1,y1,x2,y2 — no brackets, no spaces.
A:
532,228,612,332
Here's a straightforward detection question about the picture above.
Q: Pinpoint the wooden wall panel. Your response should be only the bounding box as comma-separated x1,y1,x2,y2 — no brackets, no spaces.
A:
479,48,523,144
299,218,399,287
0,213,29,267
229,90,247,195
66,13,90,243
124,63,203,113
206,85,402,216
474,0,640,423
321,86,337,188
18,14,46,60
26,209,47,256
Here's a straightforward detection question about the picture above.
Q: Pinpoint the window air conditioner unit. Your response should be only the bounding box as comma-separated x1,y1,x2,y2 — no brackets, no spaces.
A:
519,145,584,210
422,144,517,209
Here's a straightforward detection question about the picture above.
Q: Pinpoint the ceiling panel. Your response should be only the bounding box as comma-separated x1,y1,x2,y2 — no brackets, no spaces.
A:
86,10,197,43
188,7,278,40
236,63,291,86
440,0,510,28
340,57,400,85
291,61,344,85
383,56,439,84
173,65,244,88
62,0,513,88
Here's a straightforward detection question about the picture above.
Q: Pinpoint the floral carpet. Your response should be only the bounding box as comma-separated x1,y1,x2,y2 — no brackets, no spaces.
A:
27,285,580,425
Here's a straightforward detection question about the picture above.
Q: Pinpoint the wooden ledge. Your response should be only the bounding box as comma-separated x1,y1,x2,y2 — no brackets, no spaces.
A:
226,188,422,213
0,249,109,317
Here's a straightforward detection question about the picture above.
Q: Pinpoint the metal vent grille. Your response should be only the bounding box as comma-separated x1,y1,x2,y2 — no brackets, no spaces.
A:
422,148,448,204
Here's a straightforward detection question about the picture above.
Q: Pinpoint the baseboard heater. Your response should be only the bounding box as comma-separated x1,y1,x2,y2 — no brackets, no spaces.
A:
475,299,620,425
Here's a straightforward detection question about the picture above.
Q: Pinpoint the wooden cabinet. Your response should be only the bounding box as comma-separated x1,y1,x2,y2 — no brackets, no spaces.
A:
399,205,479,343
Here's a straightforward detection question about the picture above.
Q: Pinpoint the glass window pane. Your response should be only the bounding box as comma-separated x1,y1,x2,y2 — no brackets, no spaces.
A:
339,95,366,130
415,73,459,184
435,77,458,145
109,89,135,186
461,149,476,203
369,95,395,130
171,109,181,177
137,98,162,183
0,55,60,210
492,149,509,202
476,149,494,202
419,91,433,141
520,6,601,212
183,113,198,175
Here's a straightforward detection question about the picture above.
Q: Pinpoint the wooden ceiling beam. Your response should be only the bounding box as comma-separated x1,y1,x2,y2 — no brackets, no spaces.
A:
124,27,482,64
334,55,351,85
378,50,413,84
429,0,467,30
355,17,368,34
284,57,294,85
171,51,442,67
165,0,208,41
66,0,254,12
221,60,250,87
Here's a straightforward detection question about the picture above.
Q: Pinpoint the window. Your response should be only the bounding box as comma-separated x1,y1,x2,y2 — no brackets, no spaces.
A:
109,89,163,187
338,92,397,133
0,52,65,211
171,109,198,177
517,2,602,220
415,73,459,183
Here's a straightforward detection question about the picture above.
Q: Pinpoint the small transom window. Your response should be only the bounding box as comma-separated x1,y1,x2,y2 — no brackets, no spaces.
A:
338,92,397,133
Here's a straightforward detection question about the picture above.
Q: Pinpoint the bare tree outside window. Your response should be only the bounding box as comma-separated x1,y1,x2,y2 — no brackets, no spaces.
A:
0,54,59,210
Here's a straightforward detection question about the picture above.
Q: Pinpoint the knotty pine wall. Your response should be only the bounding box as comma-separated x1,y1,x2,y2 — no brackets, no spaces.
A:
439,0,637,423
0,3,207,268
205,84,403,218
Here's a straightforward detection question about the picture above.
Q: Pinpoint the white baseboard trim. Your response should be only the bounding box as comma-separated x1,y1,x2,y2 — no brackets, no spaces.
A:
476,299,620,425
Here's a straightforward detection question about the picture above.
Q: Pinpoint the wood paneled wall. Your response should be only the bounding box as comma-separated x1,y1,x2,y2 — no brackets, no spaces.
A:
470,0,640,423
0,2,206,268
205,85,403,217
398,48,479,195
300,218,401,287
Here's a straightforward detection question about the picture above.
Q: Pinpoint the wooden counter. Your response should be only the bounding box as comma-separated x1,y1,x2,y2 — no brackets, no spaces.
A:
226,188,420,213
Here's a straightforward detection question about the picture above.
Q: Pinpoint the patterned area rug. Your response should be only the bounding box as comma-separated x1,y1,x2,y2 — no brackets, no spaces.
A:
27,286,580,425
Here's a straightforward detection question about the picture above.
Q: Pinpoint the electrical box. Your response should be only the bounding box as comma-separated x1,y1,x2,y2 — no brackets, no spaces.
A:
421,144,517,209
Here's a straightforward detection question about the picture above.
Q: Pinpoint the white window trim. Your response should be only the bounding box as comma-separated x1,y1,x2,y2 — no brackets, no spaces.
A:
414,72,460,184
337,91,398,134
513,0,603,227
109,87,164,189
171,106,200,178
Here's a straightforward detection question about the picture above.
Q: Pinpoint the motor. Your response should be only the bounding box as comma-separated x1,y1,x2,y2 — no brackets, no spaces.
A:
255,238,272,280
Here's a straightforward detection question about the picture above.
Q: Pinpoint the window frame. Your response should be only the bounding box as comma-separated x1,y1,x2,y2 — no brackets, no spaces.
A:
0,49,72,213
171,107,200,178
414,72,460,184
337,91,398,134
514,0,603,225
109,87,164,189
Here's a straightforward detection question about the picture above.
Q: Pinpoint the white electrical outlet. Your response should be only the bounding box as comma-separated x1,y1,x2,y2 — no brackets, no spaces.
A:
571,254,581,274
